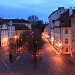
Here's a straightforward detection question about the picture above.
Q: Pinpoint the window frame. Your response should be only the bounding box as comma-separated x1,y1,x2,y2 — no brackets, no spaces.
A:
66,48,68,52
65,29,68,34
65,38,68,44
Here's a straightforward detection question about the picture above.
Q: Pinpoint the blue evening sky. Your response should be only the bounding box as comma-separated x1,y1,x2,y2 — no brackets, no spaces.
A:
0,0,74,22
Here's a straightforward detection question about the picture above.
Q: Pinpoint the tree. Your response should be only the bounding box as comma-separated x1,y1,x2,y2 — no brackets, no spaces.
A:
15,29,45,63
27,15,39,23
32,21,45,32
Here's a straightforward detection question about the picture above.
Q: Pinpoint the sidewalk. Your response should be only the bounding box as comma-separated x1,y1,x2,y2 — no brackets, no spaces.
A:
49,44,60,55
48,41,75,65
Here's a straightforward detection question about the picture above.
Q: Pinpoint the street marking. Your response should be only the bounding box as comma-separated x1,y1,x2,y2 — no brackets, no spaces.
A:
1,59,9,69
3,52,9,56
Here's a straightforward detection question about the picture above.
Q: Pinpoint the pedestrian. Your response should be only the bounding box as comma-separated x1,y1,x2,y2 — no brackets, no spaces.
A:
9,52,12,63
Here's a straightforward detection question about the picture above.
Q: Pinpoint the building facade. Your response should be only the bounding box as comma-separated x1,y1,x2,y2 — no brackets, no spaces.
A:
0,19,31,47
71,9,75,57
48,7,74,55
48,7,66,43
1,23,9,46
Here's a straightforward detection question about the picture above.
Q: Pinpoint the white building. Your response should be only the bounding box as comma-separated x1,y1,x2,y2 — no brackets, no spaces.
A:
1,23,9,46
48,7,73,55
0,19,31,47
48,7,66,42
8,21,15,43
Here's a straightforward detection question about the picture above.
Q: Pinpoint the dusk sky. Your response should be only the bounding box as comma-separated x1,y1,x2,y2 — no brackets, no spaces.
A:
0,0,74,22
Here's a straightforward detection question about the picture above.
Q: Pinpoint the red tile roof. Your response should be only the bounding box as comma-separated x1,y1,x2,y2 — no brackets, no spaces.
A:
59,17,71,27
54,9,69,22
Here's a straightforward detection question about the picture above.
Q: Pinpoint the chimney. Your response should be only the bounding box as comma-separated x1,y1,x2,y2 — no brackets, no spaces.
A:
69,7,73,16
58,7,65,14
10,20,12,26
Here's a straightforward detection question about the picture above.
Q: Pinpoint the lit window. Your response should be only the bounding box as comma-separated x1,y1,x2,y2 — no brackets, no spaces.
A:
65,29,68,34
65,38,68,44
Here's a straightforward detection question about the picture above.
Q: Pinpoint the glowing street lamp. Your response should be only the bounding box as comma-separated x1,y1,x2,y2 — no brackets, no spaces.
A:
14,36,19,39
4,38,8,42
14,35,19,42
51,38,54,41
58,43,62,47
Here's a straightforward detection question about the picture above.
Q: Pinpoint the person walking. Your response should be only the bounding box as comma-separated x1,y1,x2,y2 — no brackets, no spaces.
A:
9,52,12,63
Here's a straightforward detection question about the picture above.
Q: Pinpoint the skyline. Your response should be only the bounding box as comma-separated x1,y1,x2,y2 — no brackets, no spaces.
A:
0,0,74,22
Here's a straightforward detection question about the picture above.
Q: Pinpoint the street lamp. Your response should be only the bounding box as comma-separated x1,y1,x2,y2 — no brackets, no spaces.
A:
58,43,62,47
14,35,19,43
51,38,54,41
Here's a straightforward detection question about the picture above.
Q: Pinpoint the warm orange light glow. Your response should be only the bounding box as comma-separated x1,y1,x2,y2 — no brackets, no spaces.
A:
55,43,58,46
4,38,8,42
42,33,45,36
14,35,19,39
48,36,49,38
14,36,19,39
58,43,62,47
51,38,54,41
14,36,19,43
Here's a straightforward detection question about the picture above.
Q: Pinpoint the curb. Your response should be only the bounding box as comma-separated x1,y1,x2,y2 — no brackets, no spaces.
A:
48,42,60,55
66,57,75,65
16,55,21,61
48,40,75,65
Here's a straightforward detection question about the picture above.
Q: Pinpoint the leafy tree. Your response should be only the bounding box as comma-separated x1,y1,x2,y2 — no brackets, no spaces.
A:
32,21,45,32
27,15,39,23
15,29,45,62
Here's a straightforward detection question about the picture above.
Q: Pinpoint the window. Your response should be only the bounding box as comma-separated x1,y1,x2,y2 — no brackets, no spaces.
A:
66,48,68,52
65,38,68,44
65,29,68,34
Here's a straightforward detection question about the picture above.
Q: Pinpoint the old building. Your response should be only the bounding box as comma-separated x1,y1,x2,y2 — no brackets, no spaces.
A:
71,9,75,57
48,7,73,55
0,19,31,47
48,7,66,43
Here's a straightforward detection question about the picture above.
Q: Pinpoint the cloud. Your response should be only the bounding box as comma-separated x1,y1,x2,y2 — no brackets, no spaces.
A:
0,0,74,22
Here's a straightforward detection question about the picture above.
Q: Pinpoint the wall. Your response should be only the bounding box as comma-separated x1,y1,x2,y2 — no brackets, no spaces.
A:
61,27,71,54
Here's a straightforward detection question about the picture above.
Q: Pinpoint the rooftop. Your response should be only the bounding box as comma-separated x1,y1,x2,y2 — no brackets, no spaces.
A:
13,24,30,30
